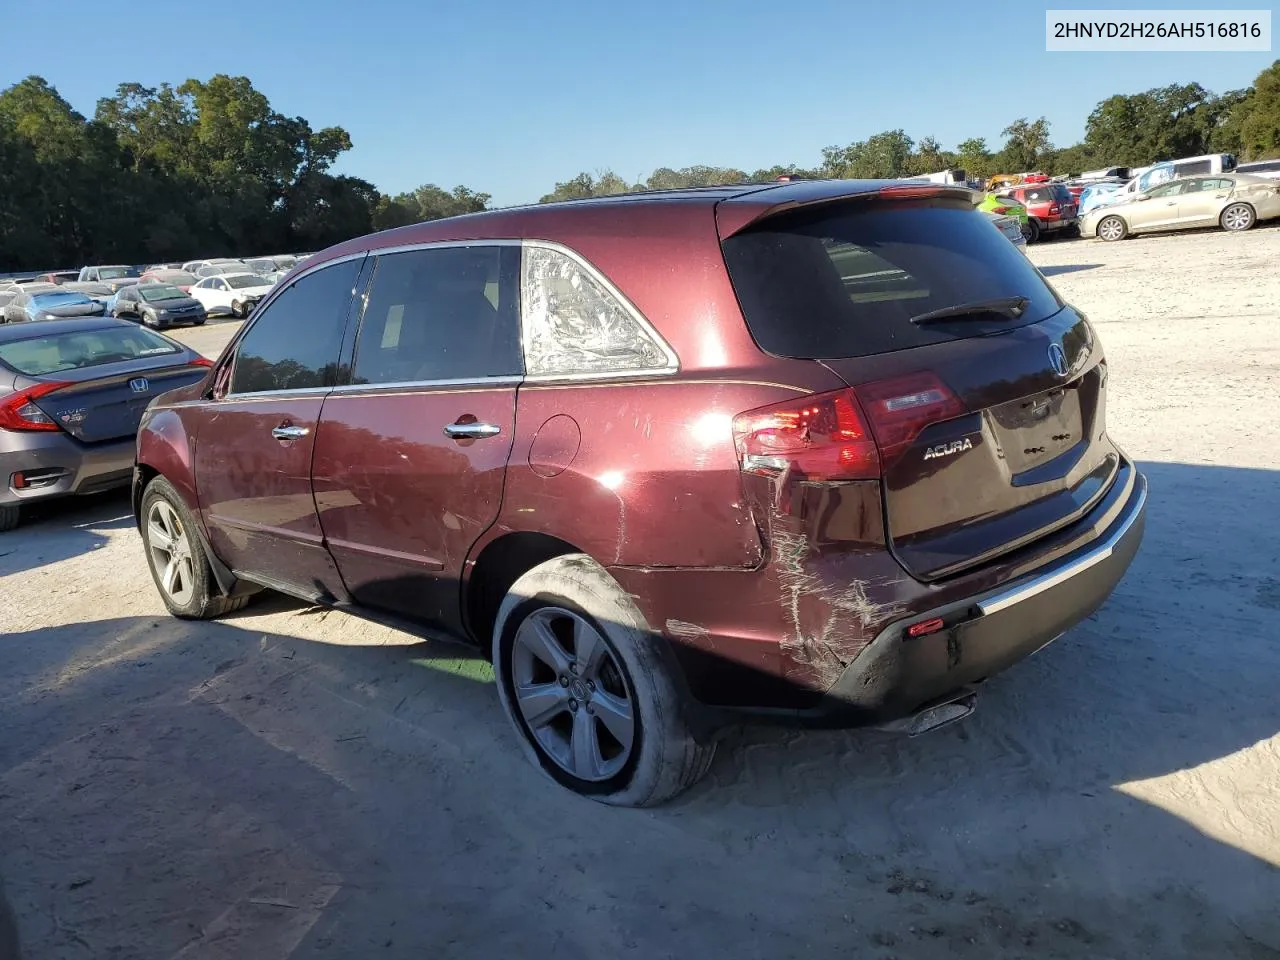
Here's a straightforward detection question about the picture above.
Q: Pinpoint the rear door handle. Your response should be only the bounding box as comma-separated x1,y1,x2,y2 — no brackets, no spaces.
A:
271,424,310,441
444,421,501,440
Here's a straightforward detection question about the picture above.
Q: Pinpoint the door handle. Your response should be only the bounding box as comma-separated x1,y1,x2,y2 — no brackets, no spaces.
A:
271,424,310,441
1165,200,1177,205
444,421,501,440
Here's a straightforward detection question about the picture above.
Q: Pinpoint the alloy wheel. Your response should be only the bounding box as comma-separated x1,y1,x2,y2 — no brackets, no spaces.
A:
1098,217,1125,241
1222,204,1253,231
146,499,195,606
511,607,636,782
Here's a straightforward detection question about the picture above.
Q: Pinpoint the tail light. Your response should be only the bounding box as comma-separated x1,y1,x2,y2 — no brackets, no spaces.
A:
733,373,966,481
0,381,70,432
1048,204,1061,215
188,357,214,368
733,389,879,481
991,205,1011,214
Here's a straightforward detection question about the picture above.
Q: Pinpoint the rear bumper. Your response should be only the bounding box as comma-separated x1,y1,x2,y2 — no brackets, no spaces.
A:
0,433,135,506
790,468,1146,727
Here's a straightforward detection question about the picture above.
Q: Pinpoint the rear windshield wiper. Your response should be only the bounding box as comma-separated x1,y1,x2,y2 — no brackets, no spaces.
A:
910,296,1030,325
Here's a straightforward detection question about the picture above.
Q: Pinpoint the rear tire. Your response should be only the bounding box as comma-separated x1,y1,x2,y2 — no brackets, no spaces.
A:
0,504,20,533
1220,202,1255,232
140,476,250,620
1024,219,1041,243
493,554,715,807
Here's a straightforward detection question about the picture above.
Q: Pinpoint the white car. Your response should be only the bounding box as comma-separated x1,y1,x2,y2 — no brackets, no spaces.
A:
189,272,275,318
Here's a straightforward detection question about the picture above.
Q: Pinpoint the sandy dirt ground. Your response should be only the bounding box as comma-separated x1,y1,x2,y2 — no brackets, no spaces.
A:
2,226,1279,959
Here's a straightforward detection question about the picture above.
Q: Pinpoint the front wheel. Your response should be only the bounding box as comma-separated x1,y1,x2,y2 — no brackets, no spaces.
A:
231,300,246,319
140,476,250,619
493,554,715,806
1097,215,1128,242
1221,202,1255,232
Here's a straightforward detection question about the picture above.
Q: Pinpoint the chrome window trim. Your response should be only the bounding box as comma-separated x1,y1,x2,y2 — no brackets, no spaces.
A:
328,376,523,394
213,385,334,400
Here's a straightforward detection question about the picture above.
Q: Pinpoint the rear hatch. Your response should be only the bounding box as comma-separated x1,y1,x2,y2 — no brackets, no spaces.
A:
0,325,209,444
720,187,1118,581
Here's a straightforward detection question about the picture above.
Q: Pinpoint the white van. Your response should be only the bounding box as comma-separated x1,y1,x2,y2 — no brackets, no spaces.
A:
1168,153,1237,177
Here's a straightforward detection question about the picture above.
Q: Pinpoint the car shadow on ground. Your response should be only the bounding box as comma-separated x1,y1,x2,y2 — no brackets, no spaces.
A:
1039,263,1102,276
0,490,132,578
0,460,1278,958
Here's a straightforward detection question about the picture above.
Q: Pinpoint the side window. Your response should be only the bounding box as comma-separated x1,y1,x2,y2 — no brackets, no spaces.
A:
1147,182,1184,198
521,244,674,377
351,245,521,385
1175,160,1211,176
228,258,361,395
213,279,228,291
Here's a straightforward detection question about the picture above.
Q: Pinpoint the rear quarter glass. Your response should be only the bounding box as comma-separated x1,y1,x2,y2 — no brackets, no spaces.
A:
721,199,1064,360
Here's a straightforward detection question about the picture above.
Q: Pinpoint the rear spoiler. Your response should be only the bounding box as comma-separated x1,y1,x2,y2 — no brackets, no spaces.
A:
715,179,980,238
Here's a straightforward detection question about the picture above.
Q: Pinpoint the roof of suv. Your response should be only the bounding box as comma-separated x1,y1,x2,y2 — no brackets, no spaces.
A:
315,179,976,264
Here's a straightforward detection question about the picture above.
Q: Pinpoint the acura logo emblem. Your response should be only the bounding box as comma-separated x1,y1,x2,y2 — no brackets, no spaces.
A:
129,377,150,393
1047,343,1069,378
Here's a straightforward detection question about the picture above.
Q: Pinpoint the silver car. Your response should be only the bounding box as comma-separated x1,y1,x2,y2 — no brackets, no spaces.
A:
0,317,211,531
1082,173,1280,241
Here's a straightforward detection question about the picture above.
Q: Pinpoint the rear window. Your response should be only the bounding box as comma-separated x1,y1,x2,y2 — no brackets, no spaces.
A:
721,200,1064,359
0,327,180,375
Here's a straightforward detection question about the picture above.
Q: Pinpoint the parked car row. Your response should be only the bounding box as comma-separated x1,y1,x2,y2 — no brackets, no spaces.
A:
2,251,314,328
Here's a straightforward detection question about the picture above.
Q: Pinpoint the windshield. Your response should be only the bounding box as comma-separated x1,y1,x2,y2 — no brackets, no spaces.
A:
225,274,266,290
0,326,179,375
245,259,275,272
139,285,187,302
721,199,1063,359
97,266,138,280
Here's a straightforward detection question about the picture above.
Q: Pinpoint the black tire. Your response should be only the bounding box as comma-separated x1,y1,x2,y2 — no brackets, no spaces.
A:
0,504,19,533
1220,202,1255,232
1062,222,1081,239
1024,218,1041,243
1097,215,1128,242
493,554,715,807
193,318,207,326
140,476,250,620
231,300,246,319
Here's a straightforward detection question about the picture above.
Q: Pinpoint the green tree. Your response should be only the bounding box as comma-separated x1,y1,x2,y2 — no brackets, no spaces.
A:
955,137,993,180
822,129,914,178
996,117,1052,172
1238,61,1280,158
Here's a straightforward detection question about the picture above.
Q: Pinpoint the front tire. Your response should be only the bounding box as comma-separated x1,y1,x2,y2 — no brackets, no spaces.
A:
140,476,249,619
1221,202,1255,232
231,300,246,319
1097,215,1128,242
0,503,20,533
493,554,715,806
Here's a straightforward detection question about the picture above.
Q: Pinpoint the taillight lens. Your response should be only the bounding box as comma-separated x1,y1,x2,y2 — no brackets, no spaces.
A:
733,374,966,482
854,372,966,464
0,381,70,432
189,357,214,368
733,389,879,481
992,205,1010,214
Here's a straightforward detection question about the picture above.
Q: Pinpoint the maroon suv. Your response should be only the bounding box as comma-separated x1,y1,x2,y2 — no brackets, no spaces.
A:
134,180,1146,805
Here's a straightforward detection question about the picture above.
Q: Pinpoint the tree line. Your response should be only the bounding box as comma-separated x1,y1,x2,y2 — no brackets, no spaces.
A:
2,61,1278,270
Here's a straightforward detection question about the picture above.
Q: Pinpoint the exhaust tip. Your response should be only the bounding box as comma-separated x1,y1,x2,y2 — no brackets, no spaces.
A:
875,691,976,737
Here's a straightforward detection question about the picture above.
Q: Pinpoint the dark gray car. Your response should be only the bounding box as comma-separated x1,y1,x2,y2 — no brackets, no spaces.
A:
0,317,212,531
113,284,208,328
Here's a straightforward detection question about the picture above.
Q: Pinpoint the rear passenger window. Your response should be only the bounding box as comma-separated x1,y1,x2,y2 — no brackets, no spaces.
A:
228,259,361,394
1175,160,1211,176
521,245,674,377
351,245,521,385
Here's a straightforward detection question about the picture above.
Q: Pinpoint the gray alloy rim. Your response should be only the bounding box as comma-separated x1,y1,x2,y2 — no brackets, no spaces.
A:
511,607,636,782
147,499,195,606
1223,204,1252,231
1099,217,1124,241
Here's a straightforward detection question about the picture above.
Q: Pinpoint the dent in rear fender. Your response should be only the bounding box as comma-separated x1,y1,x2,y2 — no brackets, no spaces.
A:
488,381,802,568
136,405,200,516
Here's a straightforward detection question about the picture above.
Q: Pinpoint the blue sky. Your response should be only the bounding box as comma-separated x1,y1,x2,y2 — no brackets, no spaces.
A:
2,0,1273,206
